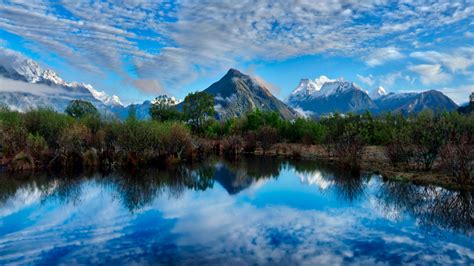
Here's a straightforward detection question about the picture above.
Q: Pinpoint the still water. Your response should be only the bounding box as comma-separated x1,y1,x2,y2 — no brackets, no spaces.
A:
0,157,472,265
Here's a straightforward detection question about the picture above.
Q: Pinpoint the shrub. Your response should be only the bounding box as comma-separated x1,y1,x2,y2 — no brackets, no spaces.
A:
410,110,449,171
24,108,71,148
10,152,35,172
385,127,414,169
439,133,473,182
0,110,26,156
243,131,258,153
222,135,243,155
334,123,365,171
203,119,223,139
65,100,99,119
83,148,99,168
156,122,192,159
257,126,278,151
58,123,92,159
26,133,48,159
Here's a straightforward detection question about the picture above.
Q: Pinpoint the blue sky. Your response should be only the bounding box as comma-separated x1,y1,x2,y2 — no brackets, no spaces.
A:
0,0,473,104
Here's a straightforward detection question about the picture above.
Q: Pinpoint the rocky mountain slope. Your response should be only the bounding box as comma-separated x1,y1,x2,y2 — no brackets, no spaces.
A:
189,69,299,120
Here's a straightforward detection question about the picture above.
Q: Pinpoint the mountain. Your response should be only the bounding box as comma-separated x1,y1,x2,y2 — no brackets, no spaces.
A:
374,90,458,114
458,102,474,115
111,100,152,120
0,49,123,113
191,68,298,120
287,75,458,116
369,86,387,100
287,76,377,116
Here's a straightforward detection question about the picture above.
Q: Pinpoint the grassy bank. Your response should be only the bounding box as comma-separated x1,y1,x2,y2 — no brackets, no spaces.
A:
0,100,473,189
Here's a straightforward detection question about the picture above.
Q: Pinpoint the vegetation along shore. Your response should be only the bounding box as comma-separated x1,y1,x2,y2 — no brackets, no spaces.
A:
0,92,473,191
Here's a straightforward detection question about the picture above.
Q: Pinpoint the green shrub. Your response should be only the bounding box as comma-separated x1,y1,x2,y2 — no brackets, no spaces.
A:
24,108,72,148
26,133,48,158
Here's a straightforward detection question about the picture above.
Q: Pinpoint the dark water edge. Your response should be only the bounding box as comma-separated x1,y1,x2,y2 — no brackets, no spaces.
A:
0,156,472,265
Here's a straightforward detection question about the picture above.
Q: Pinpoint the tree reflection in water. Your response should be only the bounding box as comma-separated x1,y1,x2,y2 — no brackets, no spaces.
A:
0,157,472,234
377,181,473,235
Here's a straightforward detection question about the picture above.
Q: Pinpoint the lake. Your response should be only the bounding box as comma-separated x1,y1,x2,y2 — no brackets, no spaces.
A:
0,157,472,265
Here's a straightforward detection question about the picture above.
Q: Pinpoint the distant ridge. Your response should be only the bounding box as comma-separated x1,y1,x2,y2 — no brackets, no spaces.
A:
287,76,458,116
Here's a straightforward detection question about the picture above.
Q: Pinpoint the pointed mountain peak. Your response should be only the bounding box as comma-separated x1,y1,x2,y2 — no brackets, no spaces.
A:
225,68,245,78
370,86,387,99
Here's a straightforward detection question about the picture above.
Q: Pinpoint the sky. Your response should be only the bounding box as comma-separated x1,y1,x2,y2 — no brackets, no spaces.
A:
0,0,473,105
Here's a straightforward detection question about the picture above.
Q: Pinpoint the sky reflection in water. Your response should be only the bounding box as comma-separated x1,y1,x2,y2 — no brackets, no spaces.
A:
0,157,472,265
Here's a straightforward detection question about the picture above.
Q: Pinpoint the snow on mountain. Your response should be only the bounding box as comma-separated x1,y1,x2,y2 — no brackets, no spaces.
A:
83,84,123,106
0,48,123,107
287,75,375,116
288,76,365,102
369,86,387,99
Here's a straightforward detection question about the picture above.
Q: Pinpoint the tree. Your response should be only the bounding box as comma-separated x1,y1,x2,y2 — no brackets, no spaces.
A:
149,95,181,122
183,91,215,132
65,100,99,119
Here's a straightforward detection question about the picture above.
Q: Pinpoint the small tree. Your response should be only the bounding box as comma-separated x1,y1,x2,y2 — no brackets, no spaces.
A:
149,95,181,122
183,92,215,132
65,100,99,119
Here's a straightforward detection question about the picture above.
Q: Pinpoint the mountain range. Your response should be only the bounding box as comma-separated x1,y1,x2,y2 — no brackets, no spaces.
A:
0,50,460,120
287,76,458,116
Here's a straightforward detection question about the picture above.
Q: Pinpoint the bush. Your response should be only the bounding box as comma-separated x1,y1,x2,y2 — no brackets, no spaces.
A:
243,131,258,153
439,133,473,182
24,108,71,148
385,127,414,169
334,123,365,171
65,100,99,119
26,133,48,159
257,126,278,151
0,110,26,156
10,152,35,172
410,110,449,171
58,123,91,157
222,135,243,155
155,122,192,159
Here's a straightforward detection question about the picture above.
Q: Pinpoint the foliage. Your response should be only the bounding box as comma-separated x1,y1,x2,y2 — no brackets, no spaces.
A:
24,108,72,148
65,100,99,119
149,95,181,122
182,91,215,132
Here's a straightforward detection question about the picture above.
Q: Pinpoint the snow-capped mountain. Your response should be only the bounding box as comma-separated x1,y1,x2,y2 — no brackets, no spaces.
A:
287,75,458,116
0,49,123,112
374,90,458,114
369,86,387,100
287,76,377,115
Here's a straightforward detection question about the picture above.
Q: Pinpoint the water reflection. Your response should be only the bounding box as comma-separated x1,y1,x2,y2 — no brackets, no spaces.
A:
377,181,473,235
0,157,472,264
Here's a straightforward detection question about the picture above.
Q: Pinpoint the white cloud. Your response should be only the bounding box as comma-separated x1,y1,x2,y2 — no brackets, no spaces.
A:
131,79,167,95
436,85,474,104
364,47,404,67
0,1,473,94
410,48,474,73
408,64,451,85
356,74,375,86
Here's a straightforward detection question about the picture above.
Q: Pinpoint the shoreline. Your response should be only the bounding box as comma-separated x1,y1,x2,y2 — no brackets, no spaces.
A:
226,143,474,191
1,141,473,191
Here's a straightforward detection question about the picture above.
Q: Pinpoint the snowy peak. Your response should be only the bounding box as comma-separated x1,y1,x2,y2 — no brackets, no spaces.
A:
289,75,364,103
290,76,336,100
369,86,387,99
83,84,123,106
0,48,123,107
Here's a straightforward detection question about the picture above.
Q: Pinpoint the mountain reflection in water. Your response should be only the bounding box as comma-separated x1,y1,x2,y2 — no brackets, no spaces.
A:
0,157,472,265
